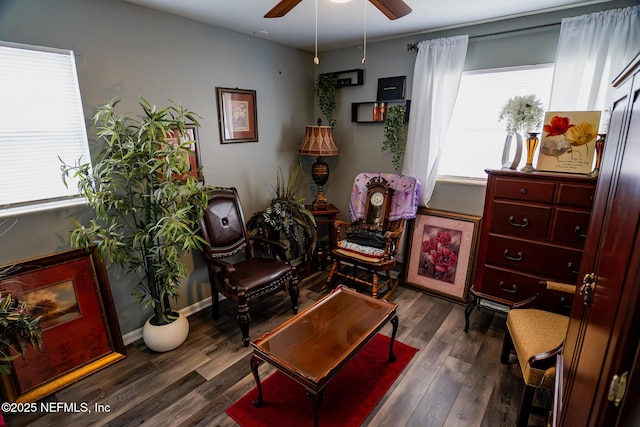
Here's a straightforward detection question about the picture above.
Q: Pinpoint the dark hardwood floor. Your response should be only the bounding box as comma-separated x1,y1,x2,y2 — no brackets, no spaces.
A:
5,271,549,427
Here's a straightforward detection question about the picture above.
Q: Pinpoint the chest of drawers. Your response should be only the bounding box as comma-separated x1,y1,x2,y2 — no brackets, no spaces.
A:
465,169,596,331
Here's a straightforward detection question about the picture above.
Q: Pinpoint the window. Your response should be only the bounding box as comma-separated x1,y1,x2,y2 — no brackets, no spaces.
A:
0,42,91,216
438,64,554,180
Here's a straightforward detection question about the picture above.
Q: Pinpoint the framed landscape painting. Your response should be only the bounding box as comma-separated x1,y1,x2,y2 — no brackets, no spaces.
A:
0,247,125,402
405,209,481,302
536,111,602,174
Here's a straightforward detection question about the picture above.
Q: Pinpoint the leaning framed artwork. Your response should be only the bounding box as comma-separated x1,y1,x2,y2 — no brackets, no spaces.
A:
0,247,126,402
536,111,602,174
166,124,202,180
215,87,258,143
405,208,481,302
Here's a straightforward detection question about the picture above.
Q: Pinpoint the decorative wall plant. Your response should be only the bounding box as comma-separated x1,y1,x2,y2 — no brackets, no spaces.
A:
382,104,407,171
315,73,338,127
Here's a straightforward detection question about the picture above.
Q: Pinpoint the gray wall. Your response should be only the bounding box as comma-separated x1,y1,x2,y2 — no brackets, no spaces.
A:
0,0,635,336
0,0,314,334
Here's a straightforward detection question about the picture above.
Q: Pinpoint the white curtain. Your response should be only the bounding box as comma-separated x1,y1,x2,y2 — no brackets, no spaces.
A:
402,35,468,206
550,5,640,113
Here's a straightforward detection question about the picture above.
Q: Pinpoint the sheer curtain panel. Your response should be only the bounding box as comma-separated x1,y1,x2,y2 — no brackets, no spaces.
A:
550,5,640,112
402,35,468,206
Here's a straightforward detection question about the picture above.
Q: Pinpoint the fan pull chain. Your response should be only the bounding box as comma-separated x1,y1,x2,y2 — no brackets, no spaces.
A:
314,0,319,64
362,0,367,65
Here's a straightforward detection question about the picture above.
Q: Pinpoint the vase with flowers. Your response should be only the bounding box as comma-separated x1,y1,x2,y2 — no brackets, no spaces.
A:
498,94,544,171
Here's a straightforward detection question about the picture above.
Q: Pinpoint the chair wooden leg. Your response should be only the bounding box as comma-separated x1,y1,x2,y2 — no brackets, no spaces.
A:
501,330,513,364
211,287,220,320
325,261,338,290
237,292,251,347
517,384,535,427
289,274,299,314
371,273,378,298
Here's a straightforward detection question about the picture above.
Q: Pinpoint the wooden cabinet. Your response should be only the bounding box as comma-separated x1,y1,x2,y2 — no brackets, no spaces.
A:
558,52,640,427
466,169,596,328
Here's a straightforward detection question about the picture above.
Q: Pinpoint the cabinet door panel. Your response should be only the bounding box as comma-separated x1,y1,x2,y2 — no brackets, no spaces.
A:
491,201,551,239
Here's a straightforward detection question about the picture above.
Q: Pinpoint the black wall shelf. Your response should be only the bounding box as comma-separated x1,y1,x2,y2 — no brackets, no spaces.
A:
319,69,364,88
351,100,410,123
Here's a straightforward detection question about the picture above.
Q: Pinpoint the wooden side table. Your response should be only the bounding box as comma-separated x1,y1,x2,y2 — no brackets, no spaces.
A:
306,204,339,276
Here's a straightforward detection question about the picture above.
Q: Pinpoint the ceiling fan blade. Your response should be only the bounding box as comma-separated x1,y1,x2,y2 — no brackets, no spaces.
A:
369,0,412,20
265,0,304,18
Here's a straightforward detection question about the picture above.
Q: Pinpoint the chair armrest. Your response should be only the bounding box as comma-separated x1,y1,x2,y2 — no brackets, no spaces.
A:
201,251,237,275
333,219,359,242
529,342,563,370
546,281,576,295
249,236,288,261
511,280,576,310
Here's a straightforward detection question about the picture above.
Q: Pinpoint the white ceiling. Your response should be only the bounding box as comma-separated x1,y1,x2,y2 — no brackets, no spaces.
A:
124,0,612,52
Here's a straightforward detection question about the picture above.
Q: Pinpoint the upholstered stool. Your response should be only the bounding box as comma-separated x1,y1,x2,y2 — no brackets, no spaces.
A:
501,307,570,426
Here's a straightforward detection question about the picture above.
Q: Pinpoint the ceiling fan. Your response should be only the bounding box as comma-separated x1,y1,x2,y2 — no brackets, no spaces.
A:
265,0,412,20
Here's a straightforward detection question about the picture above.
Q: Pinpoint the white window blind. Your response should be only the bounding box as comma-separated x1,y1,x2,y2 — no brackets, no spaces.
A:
438,64,554,180
0,42,90,214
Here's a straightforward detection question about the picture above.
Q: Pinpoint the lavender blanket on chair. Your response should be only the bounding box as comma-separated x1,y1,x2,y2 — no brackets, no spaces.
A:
349,173,421,222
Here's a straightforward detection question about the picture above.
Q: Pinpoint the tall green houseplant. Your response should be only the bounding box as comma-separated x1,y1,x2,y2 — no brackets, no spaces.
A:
62,98,210,326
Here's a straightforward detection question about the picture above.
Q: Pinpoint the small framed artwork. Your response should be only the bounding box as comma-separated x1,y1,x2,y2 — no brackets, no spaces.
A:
166,124,202,180
405,208,481,302
0,247,126,402
536,111,602,174
215,87,258,143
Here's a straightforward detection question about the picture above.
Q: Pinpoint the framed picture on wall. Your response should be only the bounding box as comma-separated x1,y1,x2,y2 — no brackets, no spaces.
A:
215,87,258,143
0,247,126,402
405,208,481,302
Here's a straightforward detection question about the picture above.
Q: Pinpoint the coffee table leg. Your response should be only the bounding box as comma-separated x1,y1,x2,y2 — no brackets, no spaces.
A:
388,315,399,362
251,355,264,407
306,389,325,427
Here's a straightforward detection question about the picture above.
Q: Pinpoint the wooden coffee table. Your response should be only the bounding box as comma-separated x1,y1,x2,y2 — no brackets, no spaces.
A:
250,285,399,427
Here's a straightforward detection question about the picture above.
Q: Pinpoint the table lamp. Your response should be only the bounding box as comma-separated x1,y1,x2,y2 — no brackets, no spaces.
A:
299,125,339,210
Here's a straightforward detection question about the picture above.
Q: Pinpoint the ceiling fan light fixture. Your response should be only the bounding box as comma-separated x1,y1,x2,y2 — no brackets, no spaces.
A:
330,0,353,3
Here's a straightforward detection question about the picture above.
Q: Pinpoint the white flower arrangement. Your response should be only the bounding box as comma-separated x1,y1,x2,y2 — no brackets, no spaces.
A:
498,94,544,134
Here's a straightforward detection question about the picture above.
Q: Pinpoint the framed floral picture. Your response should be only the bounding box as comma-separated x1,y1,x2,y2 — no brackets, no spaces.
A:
536,111,602,174
215,87,258,143
405,209,481,302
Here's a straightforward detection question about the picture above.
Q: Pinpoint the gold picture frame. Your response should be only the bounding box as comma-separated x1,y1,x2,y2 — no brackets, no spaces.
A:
404,208,481,302
0,247,126,402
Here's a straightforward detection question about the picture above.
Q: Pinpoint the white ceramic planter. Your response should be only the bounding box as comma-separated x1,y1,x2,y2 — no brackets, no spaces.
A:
142,311,189,352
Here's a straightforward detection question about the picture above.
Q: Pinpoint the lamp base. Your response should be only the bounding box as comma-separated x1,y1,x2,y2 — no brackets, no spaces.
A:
311,157,331,210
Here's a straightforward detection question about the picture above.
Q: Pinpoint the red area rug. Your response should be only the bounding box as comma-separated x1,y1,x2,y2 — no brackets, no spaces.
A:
226,334,418,427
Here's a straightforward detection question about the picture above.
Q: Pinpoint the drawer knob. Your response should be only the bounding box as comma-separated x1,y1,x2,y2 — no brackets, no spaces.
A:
520,188,527,195
498,281,518,294
508,216,529,228
503,249,524,262
574,225,587,238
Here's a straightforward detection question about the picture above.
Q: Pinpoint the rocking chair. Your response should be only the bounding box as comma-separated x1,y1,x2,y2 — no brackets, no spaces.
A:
326,173,420,299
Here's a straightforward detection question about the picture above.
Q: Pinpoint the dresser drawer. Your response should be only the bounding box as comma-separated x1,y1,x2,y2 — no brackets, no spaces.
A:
552,208,591,246
557,182,596,208
494,177,555,203
479,266,544,303
486,235,583,282
491,201,551,239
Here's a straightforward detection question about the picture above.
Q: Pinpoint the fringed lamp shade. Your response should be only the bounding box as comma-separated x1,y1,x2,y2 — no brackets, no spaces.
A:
299,126,339,210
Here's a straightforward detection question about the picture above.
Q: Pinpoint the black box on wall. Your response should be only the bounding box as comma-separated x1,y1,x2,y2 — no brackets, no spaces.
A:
377,76,406,101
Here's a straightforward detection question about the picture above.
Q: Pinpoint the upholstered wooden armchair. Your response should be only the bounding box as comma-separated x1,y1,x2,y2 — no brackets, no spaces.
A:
325,173,420,299
500,280,575,426
200,187,299,347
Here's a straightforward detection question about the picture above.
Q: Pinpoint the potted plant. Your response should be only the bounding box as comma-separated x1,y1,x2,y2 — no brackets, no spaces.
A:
61,98,210,352
315,73,338,127
247,166,317,263
382,104,408,171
